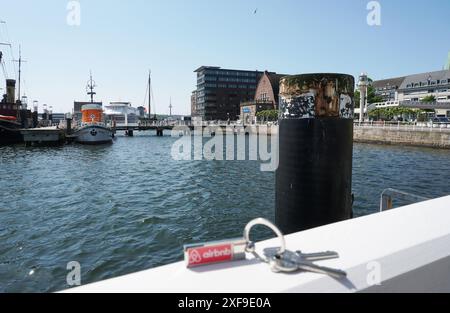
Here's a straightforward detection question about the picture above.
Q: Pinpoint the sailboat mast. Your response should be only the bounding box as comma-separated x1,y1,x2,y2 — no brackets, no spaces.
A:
17,48,21,102
148,70,151,118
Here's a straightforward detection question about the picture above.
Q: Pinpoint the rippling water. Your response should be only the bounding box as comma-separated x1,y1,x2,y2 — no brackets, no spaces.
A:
1,133,450,292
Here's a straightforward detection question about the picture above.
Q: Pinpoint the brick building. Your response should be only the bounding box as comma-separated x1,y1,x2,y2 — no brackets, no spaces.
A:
240,71,288,124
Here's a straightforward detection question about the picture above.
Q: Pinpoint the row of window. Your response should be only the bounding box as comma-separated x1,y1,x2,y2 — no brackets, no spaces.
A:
204,76,257,83
202,90,254,96
403,89,449,96
259,93,270,101
406,79,450,89
404,95,450,101
377,86,397,91
200,83,257,89
204,70,258,77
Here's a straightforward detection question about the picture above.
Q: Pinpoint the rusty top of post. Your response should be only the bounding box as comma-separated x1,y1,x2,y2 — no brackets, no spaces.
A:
279,73,355,119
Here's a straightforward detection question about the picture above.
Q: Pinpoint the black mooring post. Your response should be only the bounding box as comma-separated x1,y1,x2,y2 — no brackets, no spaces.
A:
276,73,355,234
66,117,72,135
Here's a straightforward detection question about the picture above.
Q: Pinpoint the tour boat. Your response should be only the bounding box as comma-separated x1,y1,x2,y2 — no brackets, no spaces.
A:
73,74,113,145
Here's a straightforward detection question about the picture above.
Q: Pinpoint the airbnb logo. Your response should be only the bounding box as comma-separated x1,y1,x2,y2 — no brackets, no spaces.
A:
189,250,202,264
187,244,234,267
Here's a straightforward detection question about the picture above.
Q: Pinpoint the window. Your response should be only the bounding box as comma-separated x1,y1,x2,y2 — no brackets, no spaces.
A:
205,76,217,82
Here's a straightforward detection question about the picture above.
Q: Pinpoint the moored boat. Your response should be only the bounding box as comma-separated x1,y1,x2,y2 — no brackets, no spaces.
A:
0,115,23,146
73,73,113,145
0,79,31,146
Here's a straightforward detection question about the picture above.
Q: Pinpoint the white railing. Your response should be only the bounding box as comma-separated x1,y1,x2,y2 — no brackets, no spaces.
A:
354,121,450,132
136,120,279,128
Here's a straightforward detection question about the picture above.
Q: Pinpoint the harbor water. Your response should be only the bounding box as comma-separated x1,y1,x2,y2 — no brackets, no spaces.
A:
1,134,450,292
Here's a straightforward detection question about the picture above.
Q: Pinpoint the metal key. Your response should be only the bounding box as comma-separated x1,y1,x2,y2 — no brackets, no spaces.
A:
296,251,340,262
264,248,347,278
264,248,339,262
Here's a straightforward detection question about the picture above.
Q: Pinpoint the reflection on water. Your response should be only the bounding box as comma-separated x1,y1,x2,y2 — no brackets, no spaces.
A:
0,133,449,292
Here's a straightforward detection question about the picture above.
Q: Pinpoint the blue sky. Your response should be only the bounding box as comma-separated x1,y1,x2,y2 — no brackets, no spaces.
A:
0,0,449,114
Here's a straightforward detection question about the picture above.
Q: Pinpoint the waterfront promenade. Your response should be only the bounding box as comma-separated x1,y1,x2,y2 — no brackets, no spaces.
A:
16,119,450,149
110,120,450,149
354,122,450,149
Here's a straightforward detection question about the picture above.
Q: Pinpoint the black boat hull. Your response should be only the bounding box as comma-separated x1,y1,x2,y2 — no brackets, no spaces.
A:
0,121,24,146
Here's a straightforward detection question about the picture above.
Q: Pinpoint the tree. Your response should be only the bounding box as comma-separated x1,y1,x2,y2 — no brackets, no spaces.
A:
256,110,278,122
368,107,418,121
422,95,436,103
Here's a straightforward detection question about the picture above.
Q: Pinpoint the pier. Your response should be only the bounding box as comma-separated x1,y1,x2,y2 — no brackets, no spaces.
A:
16,121,278,146
21,127,65,146
112,121,278,137
17,121,450,148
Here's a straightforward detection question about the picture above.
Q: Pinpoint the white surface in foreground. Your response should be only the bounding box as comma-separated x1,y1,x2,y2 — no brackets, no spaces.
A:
64,196,450,293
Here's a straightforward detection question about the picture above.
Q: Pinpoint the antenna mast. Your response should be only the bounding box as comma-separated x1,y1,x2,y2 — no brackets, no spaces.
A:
87,71,97,103
13,45,27,102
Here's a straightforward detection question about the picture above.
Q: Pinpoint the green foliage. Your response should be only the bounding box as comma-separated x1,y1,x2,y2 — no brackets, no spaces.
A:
256,110,279,121
422,95,436,103
368,107,420,121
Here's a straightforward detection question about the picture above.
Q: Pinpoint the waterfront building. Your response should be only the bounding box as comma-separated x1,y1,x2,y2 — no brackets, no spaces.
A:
191,90,198,117
194,66,263,121
371,69,450,118
47,113,65,124
240,71,288,124
137,106,146,118
372,76,406,102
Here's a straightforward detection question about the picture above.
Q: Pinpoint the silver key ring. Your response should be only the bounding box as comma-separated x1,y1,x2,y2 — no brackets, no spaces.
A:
243,218,286,263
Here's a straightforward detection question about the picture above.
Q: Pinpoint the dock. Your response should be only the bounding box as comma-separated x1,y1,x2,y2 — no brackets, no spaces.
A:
21,127,66,146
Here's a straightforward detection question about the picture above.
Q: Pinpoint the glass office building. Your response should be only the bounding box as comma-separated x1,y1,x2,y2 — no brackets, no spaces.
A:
194,66,263,121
